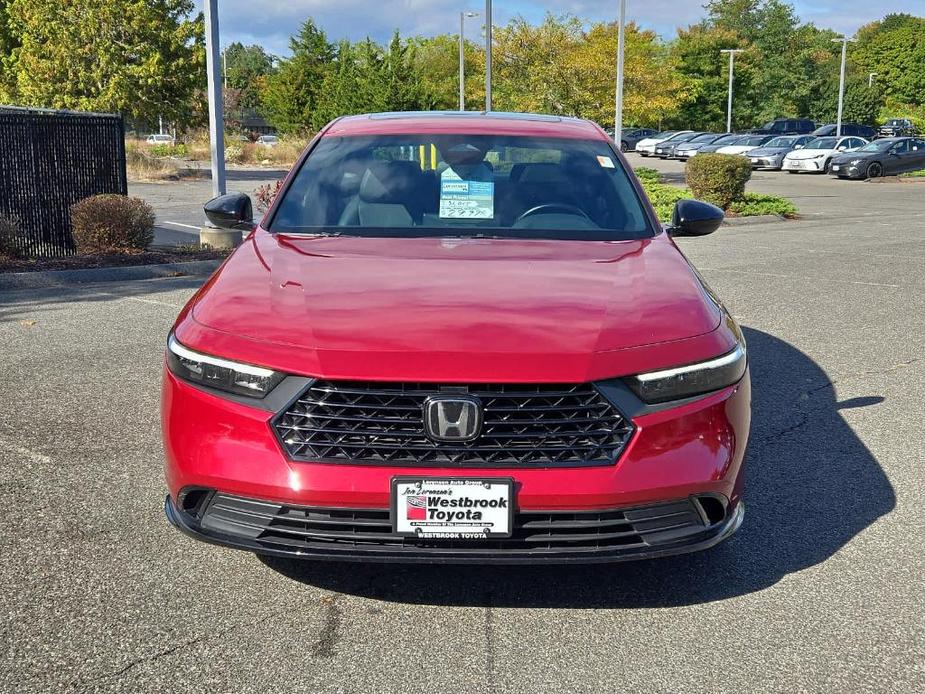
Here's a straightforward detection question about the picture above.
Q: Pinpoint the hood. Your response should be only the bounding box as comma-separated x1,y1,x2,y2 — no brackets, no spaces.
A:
179,230,727,381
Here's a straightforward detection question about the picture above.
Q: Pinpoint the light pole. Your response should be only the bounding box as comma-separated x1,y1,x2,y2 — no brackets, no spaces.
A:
485,0,492,111
832,36,855,137
204,0,226,197
720,49,743,133
459,11,479,111
614,0,626,146
868,72,877,88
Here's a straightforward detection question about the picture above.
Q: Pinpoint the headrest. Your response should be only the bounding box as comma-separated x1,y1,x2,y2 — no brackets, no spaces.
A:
511,163,568,184
359,161,422,204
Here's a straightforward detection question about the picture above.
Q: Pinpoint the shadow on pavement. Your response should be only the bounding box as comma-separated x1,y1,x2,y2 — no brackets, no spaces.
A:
261,327,895,607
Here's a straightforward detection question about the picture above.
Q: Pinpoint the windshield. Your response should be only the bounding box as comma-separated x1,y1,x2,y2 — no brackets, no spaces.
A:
765,136,796,147
738,136,770,146
804,137,838,149
711,134,743,146
857,140,895,152
690,133,719,143
269,134,653,241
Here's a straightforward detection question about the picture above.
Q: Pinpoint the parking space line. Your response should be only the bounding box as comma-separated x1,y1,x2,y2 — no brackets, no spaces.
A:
0,435,52,465
161,221,201,230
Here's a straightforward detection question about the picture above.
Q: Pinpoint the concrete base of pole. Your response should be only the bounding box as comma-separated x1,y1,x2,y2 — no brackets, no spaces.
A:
199,226,241,250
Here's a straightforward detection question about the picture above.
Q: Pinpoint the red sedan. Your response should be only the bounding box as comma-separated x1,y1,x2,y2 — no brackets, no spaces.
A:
163,112,750,563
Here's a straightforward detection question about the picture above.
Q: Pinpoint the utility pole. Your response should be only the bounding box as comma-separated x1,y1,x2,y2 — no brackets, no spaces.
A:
614,0,626,146
485,0,492,111
720,49,743,133
204,0,226,197
459,11,479,111
832,36,854,138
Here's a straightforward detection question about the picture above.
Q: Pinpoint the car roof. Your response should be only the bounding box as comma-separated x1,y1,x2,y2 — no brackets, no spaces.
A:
323,111,608,140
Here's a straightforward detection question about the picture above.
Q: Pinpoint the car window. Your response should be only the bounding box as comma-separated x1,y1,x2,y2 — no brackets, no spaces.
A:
891,140,911,154
269,134,653,241
804,137,837,150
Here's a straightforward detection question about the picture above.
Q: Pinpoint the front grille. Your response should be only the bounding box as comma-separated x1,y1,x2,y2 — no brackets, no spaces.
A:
200,494,714,555
273,381,634,467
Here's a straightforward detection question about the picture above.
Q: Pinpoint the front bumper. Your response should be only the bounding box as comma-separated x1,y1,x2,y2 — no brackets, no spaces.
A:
782,158,826,172
162,368,751,563
830,162,864,178
749,156,783,169
166,492,744,564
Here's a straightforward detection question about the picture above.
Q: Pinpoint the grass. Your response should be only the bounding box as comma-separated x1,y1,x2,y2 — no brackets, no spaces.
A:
899,168,925,178
125,141,177,181
637,170,797,222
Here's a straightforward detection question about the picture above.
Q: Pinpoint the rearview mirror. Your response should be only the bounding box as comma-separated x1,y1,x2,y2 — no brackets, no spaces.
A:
668,199,724,237
204,193,254,230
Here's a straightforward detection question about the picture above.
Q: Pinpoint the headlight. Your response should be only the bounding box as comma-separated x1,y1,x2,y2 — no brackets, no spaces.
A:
625,343,747,403
166,335,284,397
850,159,863,166
811,154,825,159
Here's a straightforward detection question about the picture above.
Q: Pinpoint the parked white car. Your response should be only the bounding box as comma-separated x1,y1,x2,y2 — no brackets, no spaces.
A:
635,131,691,157
256,135,280,147
781,135,868,173
715,135,774,156
146,133,175,145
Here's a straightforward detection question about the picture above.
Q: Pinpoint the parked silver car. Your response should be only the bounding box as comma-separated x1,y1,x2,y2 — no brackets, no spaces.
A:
746,135,813,170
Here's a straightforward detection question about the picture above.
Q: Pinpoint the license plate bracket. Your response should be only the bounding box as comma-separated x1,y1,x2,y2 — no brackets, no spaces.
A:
391,477,514,539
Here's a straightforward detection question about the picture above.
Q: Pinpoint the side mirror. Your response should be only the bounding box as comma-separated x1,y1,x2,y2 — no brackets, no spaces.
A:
794,144,803,149
837,146,846,151
204,193,254,230
668,199,724,237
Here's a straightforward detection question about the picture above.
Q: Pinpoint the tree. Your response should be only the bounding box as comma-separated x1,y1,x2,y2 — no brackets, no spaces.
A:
852,14,925,108
223,43,275,110
261,19,333,133
413,34,484,111
3,0,204,125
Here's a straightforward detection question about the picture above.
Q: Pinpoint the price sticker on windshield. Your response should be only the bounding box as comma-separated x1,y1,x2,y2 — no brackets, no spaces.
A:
439,169,494,219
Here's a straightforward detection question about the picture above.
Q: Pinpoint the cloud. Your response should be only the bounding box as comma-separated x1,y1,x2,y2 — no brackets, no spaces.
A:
195,0,923,55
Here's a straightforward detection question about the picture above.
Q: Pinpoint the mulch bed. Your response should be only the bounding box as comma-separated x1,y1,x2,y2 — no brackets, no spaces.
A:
0,248,229,274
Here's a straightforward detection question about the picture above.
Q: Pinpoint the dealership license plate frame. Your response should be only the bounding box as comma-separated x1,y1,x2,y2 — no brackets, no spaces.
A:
391,477,515,540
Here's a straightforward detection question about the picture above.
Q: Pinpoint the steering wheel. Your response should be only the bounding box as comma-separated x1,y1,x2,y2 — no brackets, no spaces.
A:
515,203,592,224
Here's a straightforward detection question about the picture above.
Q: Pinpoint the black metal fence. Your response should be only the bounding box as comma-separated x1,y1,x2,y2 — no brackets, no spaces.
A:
0,105,127,257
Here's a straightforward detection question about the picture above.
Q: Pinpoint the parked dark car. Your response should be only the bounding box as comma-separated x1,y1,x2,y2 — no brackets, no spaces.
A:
694,134,747,155
746,135,813,170
654,132,708,158
812,123,876,139
877,119,917,138
749,118,815,135
607,127,659,152
829,137,925,179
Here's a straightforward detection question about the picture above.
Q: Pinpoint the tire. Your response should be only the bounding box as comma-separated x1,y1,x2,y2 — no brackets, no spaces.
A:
639,151,649,157
823,159,831,174
867,162,883,179
787,170,799,174
620,141,628,153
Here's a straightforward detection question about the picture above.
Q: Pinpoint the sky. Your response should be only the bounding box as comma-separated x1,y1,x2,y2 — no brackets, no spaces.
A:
201,0,925,56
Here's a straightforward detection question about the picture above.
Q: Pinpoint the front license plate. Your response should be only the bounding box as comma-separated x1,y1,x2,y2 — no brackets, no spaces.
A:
392,477,513,539
750,158,759,164
832,164,840,171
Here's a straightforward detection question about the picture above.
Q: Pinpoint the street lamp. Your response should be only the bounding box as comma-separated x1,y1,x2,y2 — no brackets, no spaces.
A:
614,0,626,145
832,36,855,137
204,0,226,197
720,49,743,133
459,11,479,111
485,0,492,111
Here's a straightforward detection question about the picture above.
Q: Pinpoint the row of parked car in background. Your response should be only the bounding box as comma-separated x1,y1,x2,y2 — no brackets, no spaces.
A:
624,119,924,179
144,133,280,147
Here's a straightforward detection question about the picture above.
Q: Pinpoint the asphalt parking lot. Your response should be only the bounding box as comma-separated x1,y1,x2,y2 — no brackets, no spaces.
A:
2,163,924,693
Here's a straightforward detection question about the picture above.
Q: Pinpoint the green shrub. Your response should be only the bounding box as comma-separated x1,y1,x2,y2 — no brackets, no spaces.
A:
640,179,691,222
685,154,752,209
0,214,24,259
70,195,155,254
634,167,661,185
149,143,188,158
728,193,798,218
224,145,244,163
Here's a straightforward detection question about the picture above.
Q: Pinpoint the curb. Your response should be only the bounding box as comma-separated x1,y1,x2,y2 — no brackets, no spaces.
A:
0,259,221,293
723,214,788,226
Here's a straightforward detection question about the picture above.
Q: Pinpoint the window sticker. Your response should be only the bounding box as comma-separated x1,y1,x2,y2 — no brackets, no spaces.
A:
596,155,615,169
439,168,495,219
